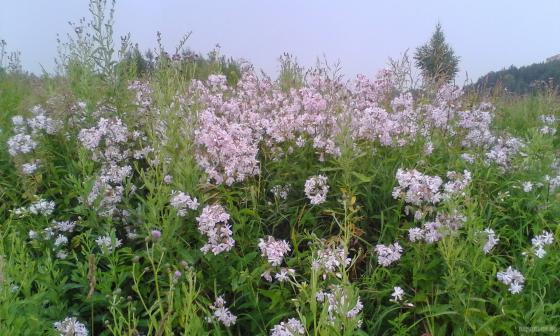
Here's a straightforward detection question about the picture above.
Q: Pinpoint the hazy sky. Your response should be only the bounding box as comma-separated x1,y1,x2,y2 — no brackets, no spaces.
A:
2,1,560,83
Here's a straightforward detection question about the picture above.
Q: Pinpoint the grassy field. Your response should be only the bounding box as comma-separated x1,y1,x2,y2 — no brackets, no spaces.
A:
1,5,560,336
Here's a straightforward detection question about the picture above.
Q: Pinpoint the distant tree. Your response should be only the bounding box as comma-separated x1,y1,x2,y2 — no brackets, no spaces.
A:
414,23,460,83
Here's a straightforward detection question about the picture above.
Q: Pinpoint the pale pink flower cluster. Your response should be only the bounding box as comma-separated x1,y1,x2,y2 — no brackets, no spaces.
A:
258,236,291,266
393,168,443,206
78,118,141,217
311,244,351,279
170,190,199,216
443,170,472,198
54,317,88,336
375,242,403,267
497,266,525,294
304,174,329,205
209,296,237,327
258,236,294,282
393,169,472,220
484,136,525,170
531,230,554,258
195,109,261,185
316,286,363,327
269,318,305,336
457,103,495,148
408,211,466,244
196,205,235,255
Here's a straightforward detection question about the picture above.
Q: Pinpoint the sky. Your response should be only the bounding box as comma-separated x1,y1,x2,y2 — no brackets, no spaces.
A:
1,0,560,83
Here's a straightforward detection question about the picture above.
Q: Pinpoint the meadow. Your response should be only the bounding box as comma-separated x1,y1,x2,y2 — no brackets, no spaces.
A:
1,4,560,336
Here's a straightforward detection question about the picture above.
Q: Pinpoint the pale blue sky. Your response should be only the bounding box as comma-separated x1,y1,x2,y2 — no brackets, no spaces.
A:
1,0,559,82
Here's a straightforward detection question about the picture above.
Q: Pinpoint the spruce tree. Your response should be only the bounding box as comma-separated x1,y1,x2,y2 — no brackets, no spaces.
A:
414,23,460,83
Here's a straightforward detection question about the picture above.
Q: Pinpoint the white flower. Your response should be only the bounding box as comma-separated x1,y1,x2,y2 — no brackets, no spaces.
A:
170,190,199,216
497,266,525,294
390,286,405,302
482,228,499,254
54,234,68,247
522,181,533,192
304,175,329,205
531,230,554,259
311,244,351,279
196,205,235,255
28,199,55,216
270,318,305,336
209,296,237,327
375,242,403,267
54,317,88,336
95,235,122,253
258,236,291,266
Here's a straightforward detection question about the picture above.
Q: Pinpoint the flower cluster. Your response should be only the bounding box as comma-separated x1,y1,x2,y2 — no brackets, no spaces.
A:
270,184,291,200
170,190,199,216
497,266,525,294
481,228,499,254
196,205,235,255
53,317,88,336
13,198,56,217
375,242,403,267
408,211,466,244
208,296,237,327
311,244,351,279
304,174,329,205
28,219,76,259
530,230,554,258
539,114,557,135
316,286,363,327
269,318,305,336
95,235,123,254
258,236,294,282
258,236,291,266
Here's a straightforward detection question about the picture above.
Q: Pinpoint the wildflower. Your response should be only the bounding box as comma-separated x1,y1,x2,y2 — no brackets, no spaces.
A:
54,235,68,247
390,286,405,303
392,169,443,206
28,199,55,216
151,230,162,240
95,235,122,253
481,228,499,254
163,175,173,184
170,190,199,216
209,296,237,327
531,230,554,259
270,184,290,200
270,318,305,336
196,205,235,255
497,266,525,294
408,227,424,242
522,181,533,192
315,286,363,326
375,242,403,267
7,133,37,156
21,161,39,175
258,236,291,266
304,175,329,205
312,244,351,279
274,268,295,282
53,317,88,336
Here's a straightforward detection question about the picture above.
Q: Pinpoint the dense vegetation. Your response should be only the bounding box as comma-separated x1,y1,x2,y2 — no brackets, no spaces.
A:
1,2,560,335
471,59,560,95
